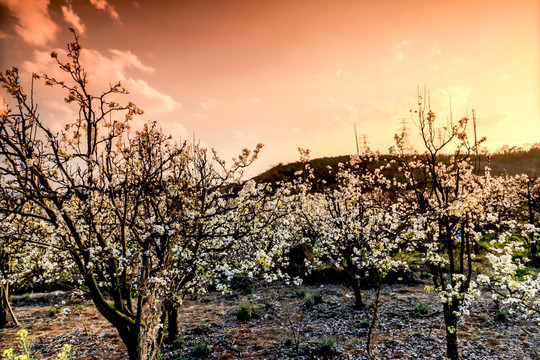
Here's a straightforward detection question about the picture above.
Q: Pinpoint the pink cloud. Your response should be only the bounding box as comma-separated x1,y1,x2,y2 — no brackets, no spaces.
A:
108,50,154,73
0,0,58,47
61,4,86,35
89,0,119,20
23,46,181,116
0,98,8,116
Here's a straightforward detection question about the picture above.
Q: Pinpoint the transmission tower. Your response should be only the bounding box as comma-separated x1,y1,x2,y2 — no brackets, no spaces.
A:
354,123,370,155
397,117,413,154
359,133,369,155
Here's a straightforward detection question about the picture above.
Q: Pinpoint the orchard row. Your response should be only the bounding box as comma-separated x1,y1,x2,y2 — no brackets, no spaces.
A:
1,32,538,360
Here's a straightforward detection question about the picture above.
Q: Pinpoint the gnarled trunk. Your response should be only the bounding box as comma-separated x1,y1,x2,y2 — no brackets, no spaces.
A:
167,306,179,342
443,300,460,360
86,273,167,360
116,296,165,360
0,284,10,328
0,283,18,328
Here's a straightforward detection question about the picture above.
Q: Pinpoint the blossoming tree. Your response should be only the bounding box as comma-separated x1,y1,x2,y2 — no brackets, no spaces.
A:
0,32,189,359
389,96,486,360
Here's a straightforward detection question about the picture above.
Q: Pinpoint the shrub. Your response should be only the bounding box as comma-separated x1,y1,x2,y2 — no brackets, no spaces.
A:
359,320,370,328
304,294,315,307
414,303,430,315
284,336,294,347
304,292,323,307
191,323,211,336
174,335,186,348
495,309,508,322
234,299,259,321
192,341,211,357
318,337,336,354
48,306,61,317
294,288,306,299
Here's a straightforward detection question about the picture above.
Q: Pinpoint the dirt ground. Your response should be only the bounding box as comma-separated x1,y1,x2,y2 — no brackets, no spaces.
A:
0,280,538,359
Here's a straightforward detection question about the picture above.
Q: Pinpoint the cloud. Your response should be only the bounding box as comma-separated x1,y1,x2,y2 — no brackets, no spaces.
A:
429,44,442,56
108,49,155,73
41,99,78,132
89,0,119,20
234,130,261,141
61,4,85,35
200,99,217,109
446,67,457,78
0,98,8,116
430,86,472,120
481,112,508,127
236,98,261,107
344,104,359,121
0,0,58,46
126,78,182,113
391,41,411,63
194,113,208,119
154,120,188,142
328,96,339,106
23,46,181,115
489,72,513,81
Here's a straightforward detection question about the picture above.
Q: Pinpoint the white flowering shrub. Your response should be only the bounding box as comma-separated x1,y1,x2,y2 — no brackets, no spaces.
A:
387,95,493,360
291,151,409,310
148,141,295,339
475,174,540,320
0,195,76,327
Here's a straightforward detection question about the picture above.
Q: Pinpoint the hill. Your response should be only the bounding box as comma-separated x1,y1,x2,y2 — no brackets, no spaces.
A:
254,147,540,184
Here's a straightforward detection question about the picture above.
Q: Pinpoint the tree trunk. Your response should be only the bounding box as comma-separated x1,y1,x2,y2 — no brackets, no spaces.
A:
89,282,166,360
352,278,364,310
117,308,164,359
118,328,143,360
443,301,460,360
131,290,165,360
530,237,539,268
367,280,382,358
0,284,18,328
0,284,10,328
473,242,480,256
167,306,179,342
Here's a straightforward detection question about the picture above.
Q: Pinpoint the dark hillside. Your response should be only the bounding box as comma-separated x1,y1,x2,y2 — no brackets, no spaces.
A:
486,147,540,176
254,147,540,184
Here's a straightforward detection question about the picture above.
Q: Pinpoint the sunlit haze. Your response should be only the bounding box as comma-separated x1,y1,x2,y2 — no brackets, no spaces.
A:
1,0,539,177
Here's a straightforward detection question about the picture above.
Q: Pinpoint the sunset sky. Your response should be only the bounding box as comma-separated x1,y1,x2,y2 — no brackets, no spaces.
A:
1,0,539,176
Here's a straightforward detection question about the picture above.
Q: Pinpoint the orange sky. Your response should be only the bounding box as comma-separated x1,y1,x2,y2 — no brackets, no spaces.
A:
1,0,539,176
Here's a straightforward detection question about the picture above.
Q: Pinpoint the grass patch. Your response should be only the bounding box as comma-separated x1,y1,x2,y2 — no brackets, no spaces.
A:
413,302,430,315
234,299,260,321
